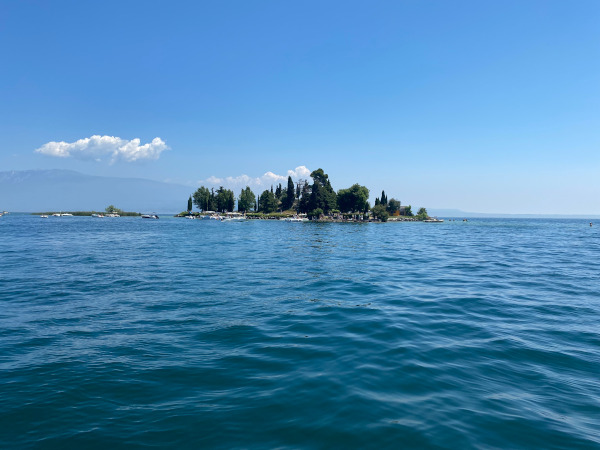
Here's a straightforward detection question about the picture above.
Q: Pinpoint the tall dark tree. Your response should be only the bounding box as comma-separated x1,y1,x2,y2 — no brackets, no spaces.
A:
307,168,337,213
187,195,193,213
215,186,235,212
259,190,278,213
282,176,295,210
192,186,211,212
381,190,388,207
238,187,256,212
298,181,311,213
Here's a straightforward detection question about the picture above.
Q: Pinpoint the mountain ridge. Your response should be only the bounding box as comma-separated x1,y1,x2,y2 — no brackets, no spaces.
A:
0,169,192,213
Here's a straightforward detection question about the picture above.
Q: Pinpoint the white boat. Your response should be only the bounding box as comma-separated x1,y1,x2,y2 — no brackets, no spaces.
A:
91,213,104,218
105,213,120,218
141,214,159,219
284,215,309,222
61,213,73,216
186,215,195,219
40,214,48,218
52,213,61,217
201,212,221,220
222,212,245,221
423,218,444,223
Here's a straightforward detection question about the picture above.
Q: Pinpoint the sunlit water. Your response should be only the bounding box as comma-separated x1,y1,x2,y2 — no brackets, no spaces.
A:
1,215,599,448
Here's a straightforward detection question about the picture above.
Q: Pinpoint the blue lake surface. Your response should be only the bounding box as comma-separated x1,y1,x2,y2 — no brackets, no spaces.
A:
1,215,599,448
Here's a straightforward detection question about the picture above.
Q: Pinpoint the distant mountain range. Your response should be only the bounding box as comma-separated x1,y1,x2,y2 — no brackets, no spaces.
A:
0,170,192,213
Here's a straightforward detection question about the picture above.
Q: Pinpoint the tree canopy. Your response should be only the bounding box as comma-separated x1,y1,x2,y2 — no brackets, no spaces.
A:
387,198,401,214
371,204,389,222
187,167,425,221
305,168,337,213
238,186,256,212
337,184,370,213
259,190,278,213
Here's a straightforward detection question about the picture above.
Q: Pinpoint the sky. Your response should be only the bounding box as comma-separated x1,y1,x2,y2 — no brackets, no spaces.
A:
0,0,598,214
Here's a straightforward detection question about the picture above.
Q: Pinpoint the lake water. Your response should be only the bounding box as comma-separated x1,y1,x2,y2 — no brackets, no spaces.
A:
1,215,599,448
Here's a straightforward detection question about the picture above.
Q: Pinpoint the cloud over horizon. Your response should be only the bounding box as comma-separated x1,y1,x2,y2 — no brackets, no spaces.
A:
35,135,169,163
201,165,312,190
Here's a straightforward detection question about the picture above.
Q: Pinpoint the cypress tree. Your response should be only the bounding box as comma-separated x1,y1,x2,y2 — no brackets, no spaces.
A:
286,176,295,210
187,195,192,213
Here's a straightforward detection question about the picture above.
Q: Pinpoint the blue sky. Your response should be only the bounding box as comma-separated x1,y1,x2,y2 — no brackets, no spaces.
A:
1,0,598,214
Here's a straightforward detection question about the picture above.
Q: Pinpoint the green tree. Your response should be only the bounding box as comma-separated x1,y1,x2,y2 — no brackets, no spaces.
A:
215,186,235,212
387,198,401,214
193,186,211,211
372,204,389,222
187,196,193,213
238,186,256,212
259,190,278,213
282,176,295,210
105,205,123,214
404,205,413,216
337,184,370,213
416,207,428,220
298,181,311,213
308,168,337,213
308,208,323,219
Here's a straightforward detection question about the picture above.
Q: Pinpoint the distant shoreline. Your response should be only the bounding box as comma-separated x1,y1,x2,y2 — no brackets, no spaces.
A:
30,211,141,217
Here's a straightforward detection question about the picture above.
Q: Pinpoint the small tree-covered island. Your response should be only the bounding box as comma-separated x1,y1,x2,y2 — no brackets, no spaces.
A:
181,168,439,222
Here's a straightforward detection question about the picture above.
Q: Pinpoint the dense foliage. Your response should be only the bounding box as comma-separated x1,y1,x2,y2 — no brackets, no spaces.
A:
337,184,370,213
188,167,427,220
238,187,256,212
192,186,235,212
258,190,278,213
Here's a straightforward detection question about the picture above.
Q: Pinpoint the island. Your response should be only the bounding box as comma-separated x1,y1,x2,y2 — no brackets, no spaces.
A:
32,205,141,217
178,168,440,222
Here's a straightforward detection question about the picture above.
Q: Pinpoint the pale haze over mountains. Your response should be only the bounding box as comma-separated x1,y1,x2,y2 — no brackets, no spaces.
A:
0,170,191,213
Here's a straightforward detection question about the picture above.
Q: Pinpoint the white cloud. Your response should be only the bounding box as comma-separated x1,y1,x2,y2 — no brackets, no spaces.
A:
287,166,311,179
35,135,169,163
200,165,312,191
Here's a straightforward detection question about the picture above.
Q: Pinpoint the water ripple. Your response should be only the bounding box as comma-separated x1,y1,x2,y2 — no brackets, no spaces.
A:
0,216,599,448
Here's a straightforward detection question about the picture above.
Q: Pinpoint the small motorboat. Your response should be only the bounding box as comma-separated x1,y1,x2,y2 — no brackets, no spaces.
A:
284,215,309,222
141,214,159,219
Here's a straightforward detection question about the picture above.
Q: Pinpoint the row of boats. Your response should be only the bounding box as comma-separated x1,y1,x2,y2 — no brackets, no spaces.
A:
185,212,309,222
40,213,74,218
39,213,159,218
